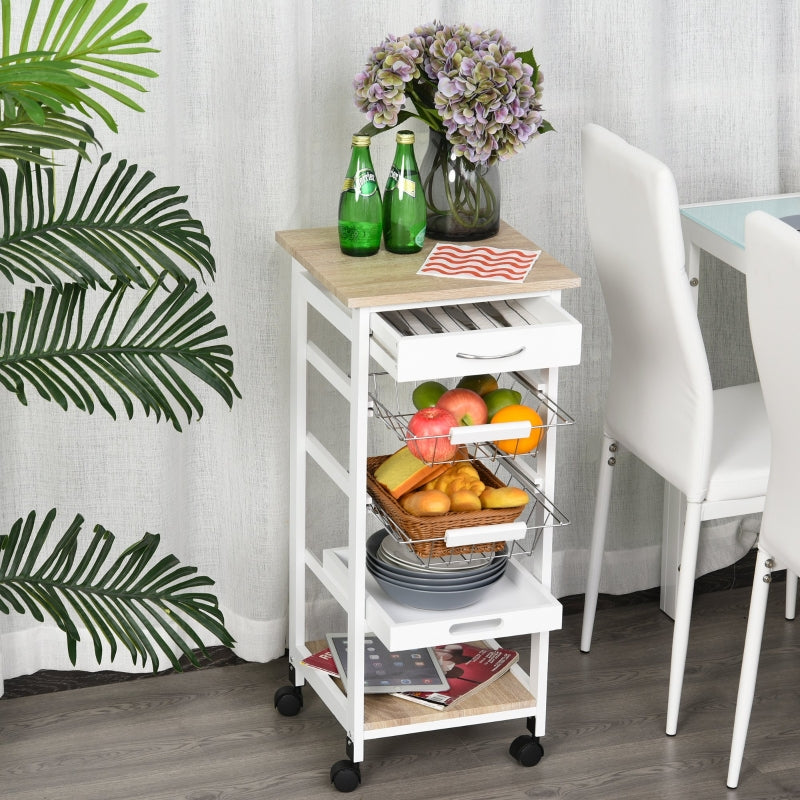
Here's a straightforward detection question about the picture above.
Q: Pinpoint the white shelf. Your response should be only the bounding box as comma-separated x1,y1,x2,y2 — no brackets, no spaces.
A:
323,548,562,652
300,639,539,738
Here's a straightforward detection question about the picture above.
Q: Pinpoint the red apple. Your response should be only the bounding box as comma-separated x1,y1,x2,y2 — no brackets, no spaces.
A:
436,388,488,426
406,406,459,463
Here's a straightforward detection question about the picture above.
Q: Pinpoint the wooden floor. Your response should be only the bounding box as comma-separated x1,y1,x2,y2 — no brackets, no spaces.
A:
2,585,798,799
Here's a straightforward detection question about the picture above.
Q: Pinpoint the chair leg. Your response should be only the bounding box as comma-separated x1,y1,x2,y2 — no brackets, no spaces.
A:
785,570,797,620
727,550,772,789
580,435,617,653
665,501,703,736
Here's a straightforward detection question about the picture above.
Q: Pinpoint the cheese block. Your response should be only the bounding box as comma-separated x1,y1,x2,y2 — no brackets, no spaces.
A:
374,446,450,499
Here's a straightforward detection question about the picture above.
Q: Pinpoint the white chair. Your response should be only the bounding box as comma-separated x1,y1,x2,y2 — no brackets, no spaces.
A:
727,211,800,788
579,123,774,736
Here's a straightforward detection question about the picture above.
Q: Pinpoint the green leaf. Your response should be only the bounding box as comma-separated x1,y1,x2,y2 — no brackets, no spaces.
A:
0,510,236,672
78,54,157,79
0,152,216,288
0,0,158,134
0,112,98,164
517,48,538,72
0,280,240,429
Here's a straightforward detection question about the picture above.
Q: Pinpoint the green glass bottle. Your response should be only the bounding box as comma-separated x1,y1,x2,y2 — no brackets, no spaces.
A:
383,130,426,254
338,134,382,256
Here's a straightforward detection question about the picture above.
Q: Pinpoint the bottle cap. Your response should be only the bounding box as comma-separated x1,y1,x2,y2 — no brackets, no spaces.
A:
351,134,371,147
396,130,415,144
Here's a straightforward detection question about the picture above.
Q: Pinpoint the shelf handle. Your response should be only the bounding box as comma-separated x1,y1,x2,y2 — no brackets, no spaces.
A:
449,618,503,635
456,346,525,360
445,521,527,547
448,420,531,445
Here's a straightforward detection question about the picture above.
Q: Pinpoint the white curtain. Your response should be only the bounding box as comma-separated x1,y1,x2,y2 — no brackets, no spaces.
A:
1,0,796,688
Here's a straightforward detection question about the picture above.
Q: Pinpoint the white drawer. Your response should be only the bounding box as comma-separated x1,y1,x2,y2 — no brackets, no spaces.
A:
370,297,582,382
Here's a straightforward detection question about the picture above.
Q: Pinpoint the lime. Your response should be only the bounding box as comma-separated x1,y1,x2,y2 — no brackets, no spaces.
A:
412,380,448,410
456,373,499,396
484,388,523,420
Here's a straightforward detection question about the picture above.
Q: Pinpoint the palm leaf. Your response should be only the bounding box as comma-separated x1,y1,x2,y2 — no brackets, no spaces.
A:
1,0,158,133
0,508,236,671
0,50,102,163
0,278,241,430
0,152,216,289
0,113,98,164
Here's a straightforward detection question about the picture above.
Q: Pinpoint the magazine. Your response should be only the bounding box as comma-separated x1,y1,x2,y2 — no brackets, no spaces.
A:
390,642,519,710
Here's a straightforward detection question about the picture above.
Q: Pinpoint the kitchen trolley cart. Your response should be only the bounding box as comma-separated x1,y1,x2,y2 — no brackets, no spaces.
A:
275,222,581,792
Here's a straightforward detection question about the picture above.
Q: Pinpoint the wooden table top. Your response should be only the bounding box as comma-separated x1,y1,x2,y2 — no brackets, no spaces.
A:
276,221,580,309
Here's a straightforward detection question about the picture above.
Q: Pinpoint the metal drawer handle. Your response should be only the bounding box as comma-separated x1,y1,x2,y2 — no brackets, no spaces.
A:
456,346,525,360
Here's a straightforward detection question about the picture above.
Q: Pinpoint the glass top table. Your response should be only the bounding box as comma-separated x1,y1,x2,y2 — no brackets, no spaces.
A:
680,192,800,273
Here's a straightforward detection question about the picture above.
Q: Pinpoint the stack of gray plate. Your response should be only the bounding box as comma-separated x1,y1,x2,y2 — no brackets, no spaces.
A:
366,529,507,610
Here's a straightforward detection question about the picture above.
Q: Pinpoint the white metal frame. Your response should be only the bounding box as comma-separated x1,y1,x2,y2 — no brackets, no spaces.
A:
287,259,574,768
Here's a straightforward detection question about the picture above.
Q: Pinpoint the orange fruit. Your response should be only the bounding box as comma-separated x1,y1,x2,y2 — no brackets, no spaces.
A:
490,404,544,455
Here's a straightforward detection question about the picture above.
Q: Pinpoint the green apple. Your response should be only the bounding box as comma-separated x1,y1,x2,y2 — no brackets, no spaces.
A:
412,380,448,410
484,388,523,420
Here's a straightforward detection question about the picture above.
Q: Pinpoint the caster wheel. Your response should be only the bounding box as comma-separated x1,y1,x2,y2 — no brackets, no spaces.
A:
509,734,544,767
273,685,303,716
330,759,361,792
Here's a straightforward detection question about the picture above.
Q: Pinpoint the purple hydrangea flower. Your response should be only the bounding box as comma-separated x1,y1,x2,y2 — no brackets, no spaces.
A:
353,21,549,165
353,35,423,129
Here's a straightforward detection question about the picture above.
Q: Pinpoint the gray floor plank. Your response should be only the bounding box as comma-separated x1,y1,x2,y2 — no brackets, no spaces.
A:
1,584,798,799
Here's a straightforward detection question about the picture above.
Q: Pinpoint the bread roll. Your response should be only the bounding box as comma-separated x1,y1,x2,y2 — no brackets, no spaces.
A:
448,489,483,512
479,486,529,509
400,489,451,516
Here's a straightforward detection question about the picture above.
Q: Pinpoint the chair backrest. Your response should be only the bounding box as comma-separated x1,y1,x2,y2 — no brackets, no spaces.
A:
581,124,714,501
745,210,800,571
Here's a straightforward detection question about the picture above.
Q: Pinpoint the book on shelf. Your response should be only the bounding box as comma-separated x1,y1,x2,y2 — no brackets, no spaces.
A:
302,640,518,710
300,646,339,676
390,642,519,710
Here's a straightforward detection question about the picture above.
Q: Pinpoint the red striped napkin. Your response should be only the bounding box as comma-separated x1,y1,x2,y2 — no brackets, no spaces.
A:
418,242,541,283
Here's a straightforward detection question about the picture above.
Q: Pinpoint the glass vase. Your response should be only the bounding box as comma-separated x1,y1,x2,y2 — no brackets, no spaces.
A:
420,130,501,241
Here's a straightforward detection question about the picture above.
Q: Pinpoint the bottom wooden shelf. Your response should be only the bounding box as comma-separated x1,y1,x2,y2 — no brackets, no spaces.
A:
306,639,536,732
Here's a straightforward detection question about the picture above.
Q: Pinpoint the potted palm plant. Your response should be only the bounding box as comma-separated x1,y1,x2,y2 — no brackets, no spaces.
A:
0,0,239,673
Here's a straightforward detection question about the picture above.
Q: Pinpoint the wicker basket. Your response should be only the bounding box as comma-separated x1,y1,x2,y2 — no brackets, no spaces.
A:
366,454,525,558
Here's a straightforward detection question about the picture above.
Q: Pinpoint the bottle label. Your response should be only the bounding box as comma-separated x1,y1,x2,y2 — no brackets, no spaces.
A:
387,166,416,197
414,224,427,247
351,168,378,197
